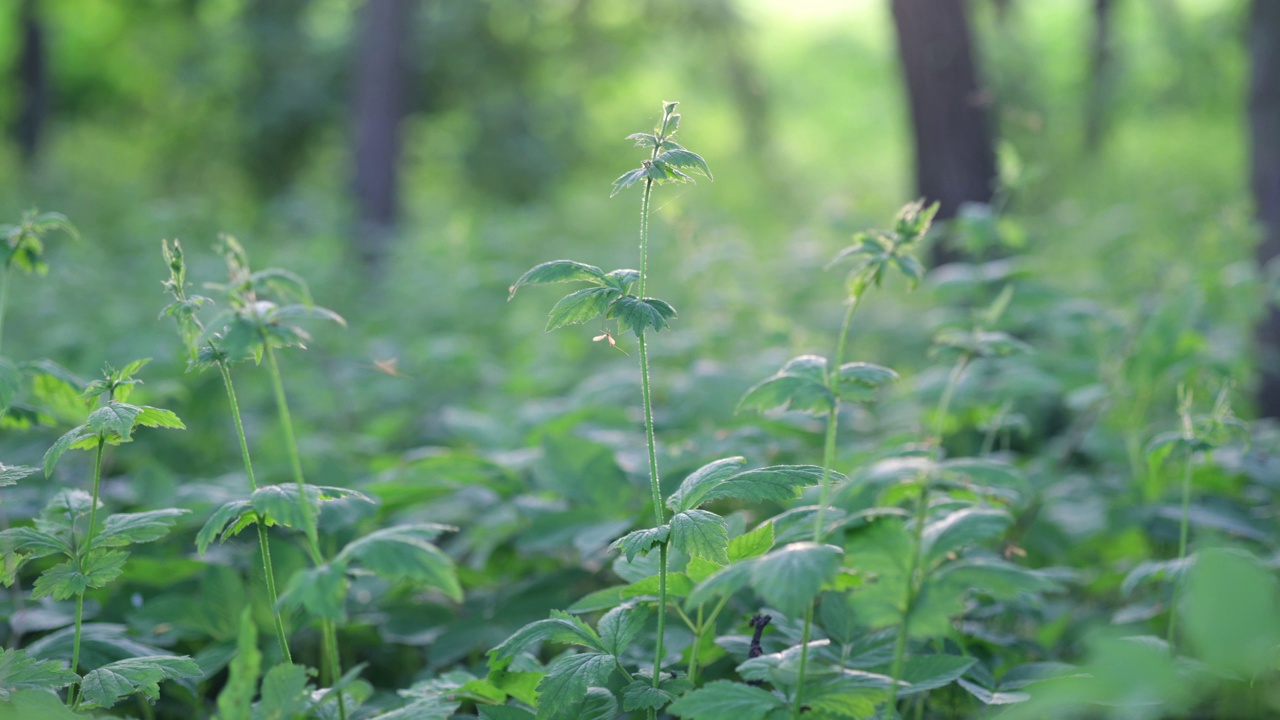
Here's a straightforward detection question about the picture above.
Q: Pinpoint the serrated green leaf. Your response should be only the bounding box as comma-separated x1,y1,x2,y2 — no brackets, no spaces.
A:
32,550,129,600
509,261,605,299
0,463,37,487
891,655,975,695
835,362,899,402
0,526,72,561
133,406,185,430
613,525,669,563
92,508,189,550
249,484,373,531
602,268,639,292
77,655,201,709
737,355,833,415
666,457,747,512
86,403,142,439
0,648,80,701
335,523,461,601
750,542,842,618
669,510,729,565
534,652,615,719
279,564,348,621
597,604,650,657
921,507,1011,566
700,465,832,507
42,426,94,476
196,500,253,555
546,287,619,331
656,148,713,180
611,168,647,197
729,522,774,562
623,680,677,712
490,612,604,666
610,295,676,337
668,680,784,720
256,663,313,720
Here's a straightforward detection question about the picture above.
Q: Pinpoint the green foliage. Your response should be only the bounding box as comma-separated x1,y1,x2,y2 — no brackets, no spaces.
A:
0,648,80,700
0,210,79,275
78,656,202,709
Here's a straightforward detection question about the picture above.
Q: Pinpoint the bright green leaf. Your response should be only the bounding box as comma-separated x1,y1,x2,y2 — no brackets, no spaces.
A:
533,652,615,719
0,648,79,701
509,261,605,299
77,655,201,709
612,525,669,562
336,523,461,601
750,542,842,618
668,680,784,720
546,287,619,331
669,510,729,565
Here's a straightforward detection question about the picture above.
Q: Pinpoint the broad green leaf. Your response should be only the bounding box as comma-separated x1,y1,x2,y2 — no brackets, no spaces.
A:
0,526,72,561
699,465,831,507
613,525,670,562
835,362,899,402
669,510,729,565
256,663,312,720
750,542,842,617
932,557,1059,600
546,287,619,331
336,523,461,601
489,612,604,665
551,685,617,720
621,572,695,601
686,556,723,584
1185,548,1280,677
196,500,253,555
892,655,976,695
42,425,94,476
819,591,860,647
610,296,677,337
279,564,348,621
729,522,775,561
598,604,650,657
938,458,1026,493
250,484,373,531
133,406,185,430
668,680,784,720
509,260,605,298
1120,557,1192,597
685,560,754,609
268,303,347,329
667,457,748,512
627,132,659,148
77,655,201,709
566,586,626,614
602,268,640,292
655,148,713,180
32,550,129,600
533,652,615,719
92,508,189,549
0,648,79,701
611,167,647,197
922,507,1011,566
368,697,460,720
85,403,143,439
737,355,833,415
623,680,677,712
215,610,260,720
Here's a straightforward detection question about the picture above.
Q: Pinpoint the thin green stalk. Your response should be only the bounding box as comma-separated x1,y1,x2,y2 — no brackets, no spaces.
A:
69,438,105,707
1167,451,1194,646
218,360,292,663
688,605,705,683
885,356,969,719
791,605,815,718
0,265,10,357
262,344,346,720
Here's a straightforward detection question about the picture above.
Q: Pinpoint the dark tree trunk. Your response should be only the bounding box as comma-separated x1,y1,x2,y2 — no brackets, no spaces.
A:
1084,0,1117,153
1250,0,1280,418
890,0,998,265
352,0,412,269
14,0,48,166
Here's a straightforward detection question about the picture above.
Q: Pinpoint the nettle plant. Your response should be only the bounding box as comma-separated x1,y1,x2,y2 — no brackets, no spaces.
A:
0,359,200,714
162,236,463,720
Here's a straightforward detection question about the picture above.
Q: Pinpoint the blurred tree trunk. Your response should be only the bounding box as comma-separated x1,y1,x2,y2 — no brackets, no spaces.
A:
1250,0,1280,418
352,0,412,270
1084,0,1116,153
14,0,48,167
890,0,997,265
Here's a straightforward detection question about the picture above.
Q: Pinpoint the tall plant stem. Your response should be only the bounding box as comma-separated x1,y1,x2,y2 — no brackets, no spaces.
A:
791,605,815,718
263,344,346,720
0,265,10,357
69,438,105,707
885,356,970,718
1167,452,1194,646
218,360,292,663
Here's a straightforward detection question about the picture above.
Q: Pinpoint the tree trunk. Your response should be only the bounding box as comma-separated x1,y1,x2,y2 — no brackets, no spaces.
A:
352,0,412,270
1250,0,1280,418
14,0,48,167
890,0,997,265
1084,0,1117,153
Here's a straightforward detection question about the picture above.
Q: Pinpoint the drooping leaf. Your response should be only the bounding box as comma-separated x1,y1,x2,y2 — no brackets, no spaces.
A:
612,525,670,562
546,287,619,331
655,148,713,180
32,550,129,600
509,261,605,299
533,652,615,719
669,510,729,565
133,406,186,430
195,500,254,555
610,168,647,197
489,612,605,666
891,655,976,695
610,296,677,337
42,425,94,477
666,457,748,512
698,465,832,508
737,355,833,415
77,655,202,709
0,464,36,487
921,507,1011,566
249,484,373,531
749,542,842,618
931,557,1058,601
835,362,899,402
336,523,461,601
668,680,784,720
956,677,1030,705
0,526,72,561
92,508,189,550
0,648,79,701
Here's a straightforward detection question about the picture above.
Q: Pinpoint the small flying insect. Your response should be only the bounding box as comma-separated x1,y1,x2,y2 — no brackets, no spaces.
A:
593,329,627,355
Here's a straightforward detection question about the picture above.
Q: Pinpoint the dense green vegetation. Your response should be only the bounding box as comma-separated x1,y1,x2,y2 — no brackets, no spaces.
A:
2,1,1277,718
